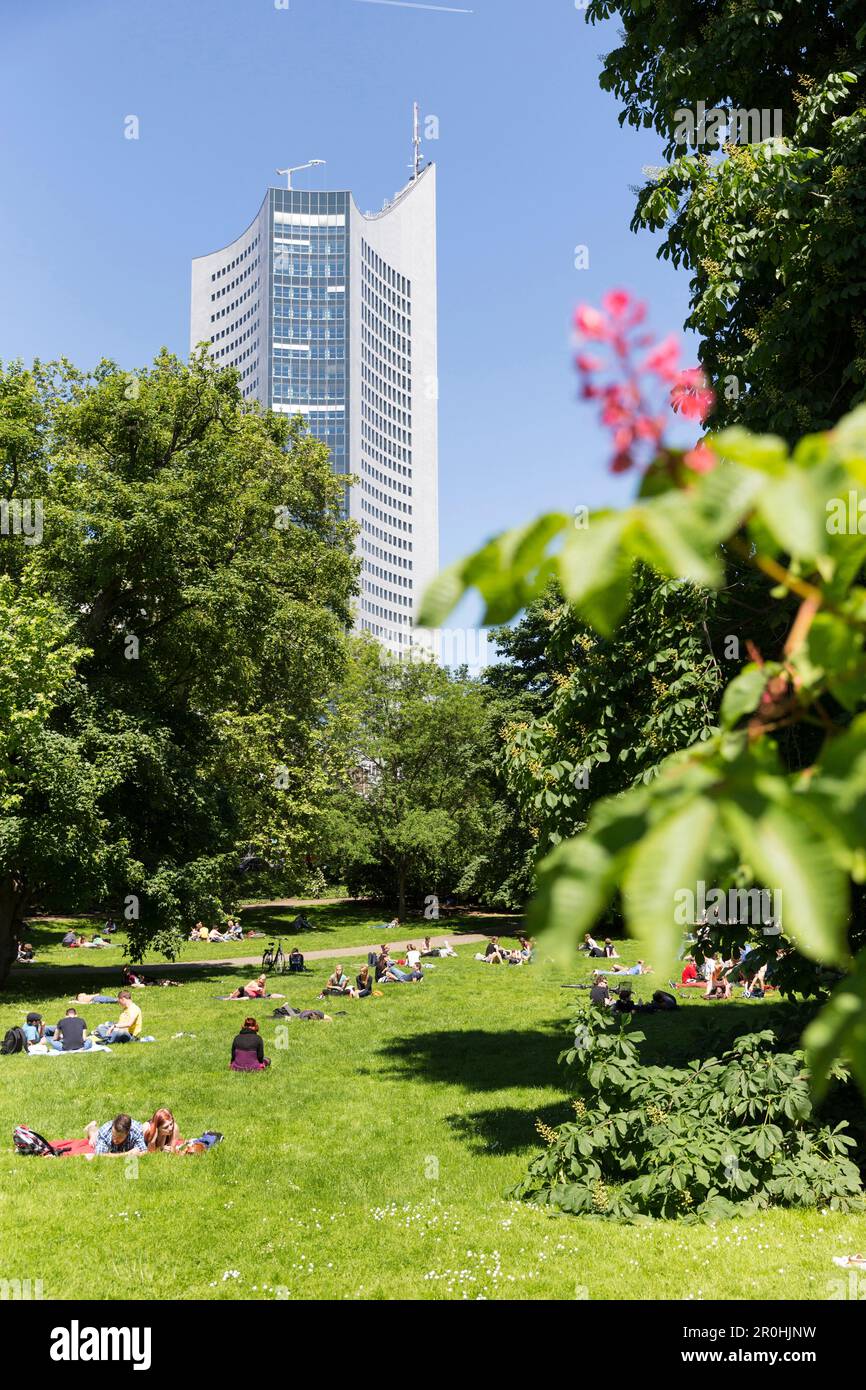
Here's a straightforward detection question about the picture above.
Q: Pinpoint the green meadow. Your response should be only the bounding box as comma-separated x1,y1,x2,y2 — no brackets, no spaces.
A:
1,905,862,1301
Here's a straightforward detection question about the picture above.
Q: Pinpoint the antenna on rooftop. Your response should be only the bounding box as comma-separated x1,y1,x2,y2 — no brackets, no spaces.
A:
275,159,326,190
411,102,423,179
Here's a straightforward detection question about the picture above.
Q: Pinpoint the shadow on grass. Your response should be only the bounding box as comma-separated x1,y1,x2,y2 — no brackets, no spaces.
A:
377,1000,825,1162
376,1025,565,1093
447,1102,573,1157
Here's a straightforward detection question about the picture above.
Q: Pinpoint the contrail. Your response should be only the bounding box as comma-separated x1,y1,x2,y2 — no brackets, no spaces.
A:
353,0,473,13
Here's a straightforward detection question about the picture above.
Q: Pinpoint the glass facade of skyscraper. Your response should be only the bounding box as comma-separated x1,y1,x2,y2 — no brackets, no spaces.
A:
269,189,349,480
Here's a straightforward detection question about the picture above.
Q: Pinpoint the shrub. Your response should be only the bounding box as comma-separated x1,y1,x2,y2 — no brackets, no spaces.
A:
511,1006,864,1221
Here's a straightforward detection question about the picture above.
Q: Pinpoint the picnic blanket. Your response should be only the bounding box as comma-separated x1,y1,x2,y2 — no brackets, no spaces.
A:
28,1042,113,1056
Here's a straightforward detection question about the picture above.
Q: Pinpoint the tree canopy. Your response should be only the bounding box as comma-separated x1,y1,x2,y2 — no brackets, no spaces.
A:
586,0,866,437
0,352,357,982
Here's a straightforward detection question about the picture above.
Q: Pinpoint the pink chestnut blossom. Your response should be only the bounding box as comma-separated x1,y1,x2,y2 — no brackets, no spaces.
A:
573,293,717,475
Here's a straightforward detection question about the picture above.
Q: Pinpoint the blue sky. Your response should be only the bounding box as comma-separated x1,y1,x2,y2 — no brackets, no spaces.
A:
0,0,694,613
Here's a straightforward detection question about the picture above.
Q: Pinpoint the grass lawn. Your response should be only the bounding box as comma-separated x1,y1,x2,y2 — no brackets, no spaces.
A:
1,925,863,1301
18,901,513,969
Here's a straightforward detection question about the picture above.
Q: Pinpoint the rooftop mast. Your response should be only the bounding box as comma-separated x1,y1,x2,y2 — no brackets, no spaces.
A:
412,102,422,179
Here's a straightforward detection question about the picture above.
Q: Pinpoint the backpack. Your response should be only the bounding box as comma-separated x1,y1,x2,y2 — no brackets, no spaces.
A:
13,1125,67,1157
1,1027,27,1056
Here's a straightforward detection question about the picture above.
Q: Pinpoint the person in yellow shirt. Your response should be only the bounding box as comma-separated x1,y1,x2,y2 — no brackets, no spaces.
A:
94,990,143,1044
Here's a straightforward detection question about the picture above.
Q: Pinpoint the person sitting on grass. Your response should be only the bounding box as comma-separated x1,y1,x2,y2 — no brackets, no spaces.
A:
228,973,284,1000
289,946,305,973
23,1012,47,1045
94,990,142,1044
590,975,613,1008
476,937,504,965
103,918,118,935
61,930,81,947
230,1017,271,1071
50,1007,93,1052
405,944,422,971
320,965,352,998
143,1108,182,1151
677,957,703,988
612,985,637,1015
602,938,619,959
92,1113,147,1154
581,933,604,957
17,941,34,963
704,954,732,1000
355,965,374,998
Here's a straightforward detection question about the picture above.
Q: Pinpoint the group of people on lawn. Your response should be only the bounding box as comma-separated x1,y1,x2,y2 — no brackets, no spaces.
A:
475,935,534,966
317,937,459,997
677,944,780,999
22,991,143,1052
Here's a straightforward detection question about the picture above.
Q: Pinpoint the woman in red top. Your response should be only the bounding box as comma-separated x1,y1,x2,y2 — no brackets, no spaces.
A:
680,959,702,986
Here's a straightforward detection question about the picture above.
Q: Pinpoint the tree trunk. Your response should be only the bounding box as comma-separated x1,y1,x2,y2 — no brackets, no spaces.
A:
0,875,26,990
397,864,407,923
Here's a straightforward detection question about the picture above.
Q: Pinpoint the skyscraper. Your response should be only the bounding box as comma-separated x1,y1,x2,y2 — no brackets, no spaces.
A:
190,153,439,654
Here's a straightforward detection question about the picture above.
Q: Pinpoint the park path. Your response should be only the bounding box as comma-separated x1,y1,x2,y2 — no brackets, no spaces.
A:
16,932,494,977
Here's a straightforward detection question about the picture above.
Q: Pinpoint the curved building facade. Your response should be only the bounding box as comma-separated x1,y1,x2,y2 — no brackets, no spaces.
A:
190,165,439,654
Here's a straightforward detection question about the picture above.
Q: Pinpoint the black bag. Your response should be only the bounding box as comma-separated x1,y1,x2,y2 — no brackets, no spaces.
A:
1,1027,27,1056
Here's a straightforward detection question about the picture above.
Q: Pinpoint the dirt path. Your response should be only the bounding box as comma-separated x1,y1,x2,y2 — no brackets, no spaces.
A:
14,933,495,977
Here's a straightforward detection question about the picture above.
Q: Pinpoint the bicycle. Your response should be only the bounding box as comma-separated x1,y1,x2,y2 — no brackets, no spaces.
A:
261,940,287,975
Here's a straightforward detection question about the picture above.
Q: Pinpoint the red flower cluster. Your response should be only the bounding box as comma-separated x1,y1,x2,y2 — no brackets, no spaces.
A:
574,290,716,474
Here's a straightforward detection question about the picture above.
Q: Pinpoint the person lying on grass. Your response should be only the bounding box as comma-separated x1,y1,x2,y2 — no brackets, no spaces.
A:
143,1107,183,1151
70,992,120,1006
380,949,423,983
597,960,652,978
90,1113,147,1154
94,990,142,1044
230,1017,271,1070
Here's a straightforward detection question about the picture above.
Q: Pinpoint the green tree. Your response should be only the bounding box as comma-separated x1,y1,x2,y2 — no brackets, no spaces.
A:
585,0,866,437
421,404,866,1097
0,352,357,982
320,637,492,919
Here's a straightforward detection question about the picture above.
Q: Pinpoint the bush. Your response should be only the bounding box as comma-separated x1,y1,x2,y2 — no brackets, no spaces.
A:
511,1006,864,1222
